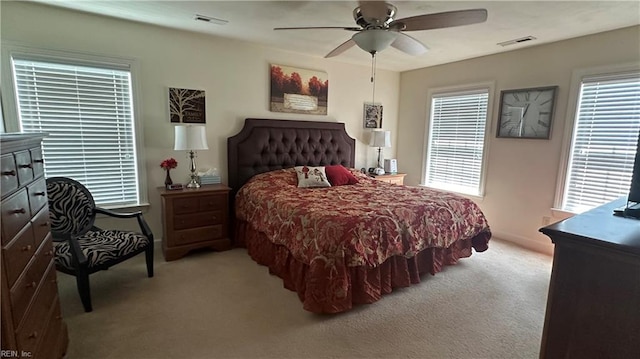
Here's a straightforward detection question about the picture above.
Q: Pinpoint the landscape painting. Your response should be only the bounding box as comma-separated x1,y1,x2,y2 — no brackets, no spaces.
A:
270,64,328,115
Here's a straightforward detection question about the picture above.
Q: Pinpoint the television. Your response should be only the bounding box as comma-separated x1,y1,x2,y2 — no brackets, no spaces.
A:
623,130,640,218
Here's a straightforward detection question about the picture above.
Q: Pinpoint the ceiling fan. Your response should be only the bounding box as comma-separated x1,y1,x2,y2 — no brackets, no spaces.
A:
275,1,488,58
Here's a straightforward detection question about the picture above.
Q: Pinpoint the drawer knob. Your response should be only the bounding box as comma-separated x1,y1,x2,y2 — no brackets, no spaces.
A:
19,163,33,169
1,170,16,176
28,331,38,339
33,159,44,163
12,208,26,214
22,245,32,252
46,250,54,256
41,221,50,227
55,315,62,320
26,281,36,288
34,191,46,196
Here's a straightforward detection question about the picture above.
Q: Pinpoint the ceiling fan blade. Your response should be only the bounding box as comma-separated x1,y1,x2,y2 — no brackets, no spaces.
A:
390,32,429,56
325,39,356,58
390,9,487,31
359,1,390,22
274,26,362,31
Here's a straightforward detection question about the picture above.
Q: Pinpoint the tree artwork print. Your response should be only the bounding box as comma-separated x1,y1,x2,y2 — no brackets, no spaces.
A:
169,88,206,123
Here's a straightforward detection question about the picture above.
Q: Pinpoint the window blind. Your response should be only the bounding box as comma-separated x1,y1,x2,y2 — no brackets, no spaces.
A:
12,58,140,207
563,73,640,213
426,90,489,196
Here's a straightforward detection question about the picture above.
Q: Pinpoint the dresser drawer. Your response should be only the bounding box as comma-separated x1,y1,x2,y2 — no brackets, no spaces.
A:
2,189,31,244
32,206,51,250
29,147,45,179
3,223,36,287
171,225,224,246
10,239,55,329
27,178,48,217
36,298,64,359
199,194,226,211
173,197,199,215
174,210,223,230
14,150,34,187
16,262,58,354
1,153,18,197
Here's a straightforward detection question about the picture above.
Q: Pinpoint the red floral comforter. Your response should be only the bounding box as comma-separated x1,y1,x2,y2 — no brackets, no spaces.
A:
235,168,491,271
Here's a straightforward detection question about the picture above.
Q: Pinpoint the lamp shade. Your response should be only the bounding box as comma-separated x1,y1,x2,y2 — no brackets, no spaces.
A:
352,30,398,54
174,125,209,150
370,130,391,148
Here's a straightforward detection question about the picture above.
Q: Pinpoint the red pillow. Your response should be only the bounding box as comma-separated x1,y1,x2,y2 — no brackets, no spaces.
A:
325,165,359,186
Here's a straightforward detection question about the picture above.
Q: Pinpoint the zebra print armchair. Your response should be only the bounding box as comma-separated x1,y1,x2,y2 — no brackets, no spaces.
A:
46,177,154,312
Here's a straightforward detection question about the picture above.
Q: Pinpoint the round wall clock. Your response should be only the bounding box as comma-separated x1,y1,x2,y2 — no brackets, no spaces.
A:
497,86,558,139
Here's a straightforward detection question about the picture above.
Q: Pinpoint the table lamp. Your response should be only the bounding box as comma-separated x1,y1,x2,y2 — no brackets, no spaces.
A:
369,130,391,175
174,125,209,188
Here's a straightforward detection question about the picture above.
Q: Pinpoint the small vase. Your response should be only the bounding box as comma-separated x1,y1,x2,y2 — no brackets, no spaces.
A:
164,170,173,186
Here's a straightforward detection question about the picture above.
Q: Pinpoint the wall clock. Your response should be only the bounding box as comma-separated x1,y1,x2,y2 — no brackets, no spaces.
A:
497,86,558,139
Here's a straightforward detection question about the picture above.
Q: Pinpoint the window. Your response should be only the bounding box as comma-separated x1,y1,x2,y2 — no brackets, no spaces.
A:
425,88,490,196
10,54,144,208
561,71,640,213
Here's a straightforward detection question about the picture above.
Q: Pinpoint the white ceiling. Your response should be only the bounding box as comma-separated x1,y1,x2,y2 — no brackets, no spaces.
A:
30,1,640,72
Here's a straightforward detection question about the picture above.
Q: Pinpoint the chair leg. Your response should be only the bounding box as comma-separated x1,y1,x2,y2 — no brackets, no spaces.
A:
75,270,93,312
145,246,154,278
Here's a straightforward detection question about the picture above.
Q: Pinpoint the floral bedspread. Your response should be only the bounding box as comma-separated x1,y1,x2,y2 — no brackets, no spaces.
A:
235,168,491,269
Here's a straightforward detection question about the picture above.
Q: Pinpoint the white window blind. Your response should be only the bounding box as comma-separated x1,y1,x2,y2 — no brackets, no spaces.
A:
12,57,140,207
426,89,489,196
562,73,640,213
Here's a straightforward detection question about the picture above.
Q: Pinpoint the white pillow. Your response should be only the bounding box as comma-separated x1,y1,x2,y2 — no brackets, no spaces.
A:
294,166,331,188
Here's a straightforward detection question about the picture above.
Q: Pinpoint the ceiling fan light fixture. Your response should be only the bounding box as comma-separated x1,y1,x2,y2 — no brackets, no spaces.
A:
352,30,398,54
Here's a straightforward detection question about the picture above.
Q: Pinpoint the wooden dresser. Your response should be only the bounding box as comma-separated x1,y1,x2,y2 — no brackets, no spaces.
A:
159,184,231,261
370,173,406,185
1,133,68,359
539,198,640,358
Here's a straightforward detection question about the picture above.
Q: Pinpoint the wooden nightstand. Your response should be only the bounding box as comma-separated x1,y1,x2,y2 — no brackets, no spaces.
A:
370,173,406,185
159,184,231,261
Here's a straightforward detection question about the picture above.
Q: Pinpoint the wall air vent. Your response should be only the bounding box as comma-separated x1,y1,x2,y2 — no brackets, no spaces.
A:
194,14,228,25
497,36,537,47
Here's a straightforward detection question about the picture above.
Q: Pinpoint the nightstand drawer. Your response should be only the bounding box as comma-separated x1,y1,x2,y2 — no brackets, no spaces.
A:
199,194,226,211
174,210,224,230
171,225,224,246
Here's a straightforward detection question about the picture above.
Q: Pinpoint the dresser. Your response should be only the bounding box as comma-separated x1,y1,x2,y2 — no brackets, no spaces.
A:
159,184,231,261
370,173,406,185
539,198,640,358
1,133,68,359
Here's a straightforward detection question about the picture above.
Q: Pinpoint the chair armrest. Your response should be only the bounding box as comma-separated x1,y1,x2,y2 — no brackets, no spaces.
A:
52,231,87,267
136,213,154,241
95,207,141,219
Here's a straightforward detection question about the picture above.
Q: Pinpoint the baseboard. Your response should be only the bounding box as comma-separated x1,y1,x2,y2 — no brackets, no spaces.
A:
491,230,554,256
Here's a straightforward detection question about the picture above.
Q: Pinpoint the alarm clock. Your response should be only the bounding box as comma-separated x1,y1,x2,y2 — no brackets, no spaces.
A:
384,159,397,174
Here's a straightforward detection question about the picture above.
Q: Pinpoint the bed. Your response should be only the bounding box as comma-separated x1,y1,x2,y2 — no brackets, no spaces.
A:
228,118,491,314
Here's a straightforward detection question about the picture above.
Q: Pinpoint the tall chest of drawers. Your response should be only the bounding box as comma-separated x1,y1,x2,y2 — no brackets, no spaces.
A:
1,133,68,359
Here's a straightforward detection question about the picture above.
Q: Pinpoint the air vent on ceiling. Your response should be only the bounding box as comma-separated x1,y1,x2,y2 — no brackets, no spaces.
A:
194,14,228,25
497,36,537,47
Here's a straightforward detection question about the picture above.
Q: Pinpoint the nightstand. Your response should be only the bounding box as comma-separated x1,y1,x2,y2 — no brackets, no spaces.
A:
159,184,231,261
370,173,406,185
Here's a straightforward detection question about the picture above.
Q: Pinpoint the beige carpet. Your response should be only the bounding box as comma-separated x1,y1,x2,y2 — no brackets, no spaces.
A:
57,239,552,359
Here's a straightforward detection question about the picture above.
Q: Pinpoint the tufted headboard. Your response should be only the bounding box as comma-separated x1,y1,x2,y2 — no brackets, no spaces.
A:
227,118,356,193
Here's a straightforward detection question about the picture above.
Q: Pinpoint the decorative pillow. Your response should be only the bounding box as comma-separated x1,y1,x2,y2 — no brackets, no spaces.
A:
325,165,359,186
294,166,331,188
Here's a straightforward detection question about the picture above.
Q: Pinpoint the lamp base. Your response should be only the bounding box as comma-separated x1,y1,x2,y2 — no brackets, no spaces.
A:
186,173,200,188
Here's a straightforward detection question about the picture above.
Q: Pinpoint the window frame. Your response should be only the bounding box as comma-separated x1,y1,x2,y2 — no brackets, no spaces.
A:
422,82,495,198
1,43,149,209
553,63,640,214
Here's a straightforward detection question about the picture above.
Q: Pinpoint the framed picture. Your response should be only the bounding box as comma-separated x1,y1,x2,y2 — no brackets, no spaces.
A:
497,86,557,139
169,88,206,123
270,64,328,115
363,102,383,129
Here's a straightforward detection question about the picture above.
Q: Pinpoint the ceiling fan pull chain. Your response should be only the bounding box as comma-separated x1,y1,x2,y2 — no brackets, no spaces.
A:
371,53,377,104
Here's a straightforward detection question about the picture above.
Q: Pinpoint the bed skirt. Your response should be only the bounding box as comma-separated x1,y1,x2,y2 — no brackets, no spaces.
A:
235,220,490,314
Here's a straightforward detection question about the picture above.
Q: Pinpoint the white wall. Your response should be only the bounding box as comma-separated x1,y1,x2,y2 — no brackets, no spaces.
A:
398,26,640,254
0,1,400,236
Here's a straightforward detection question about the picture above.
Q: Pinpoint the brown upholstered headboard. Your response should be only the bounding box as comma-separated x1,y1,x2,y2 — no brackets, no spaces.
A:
227,118,356,192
